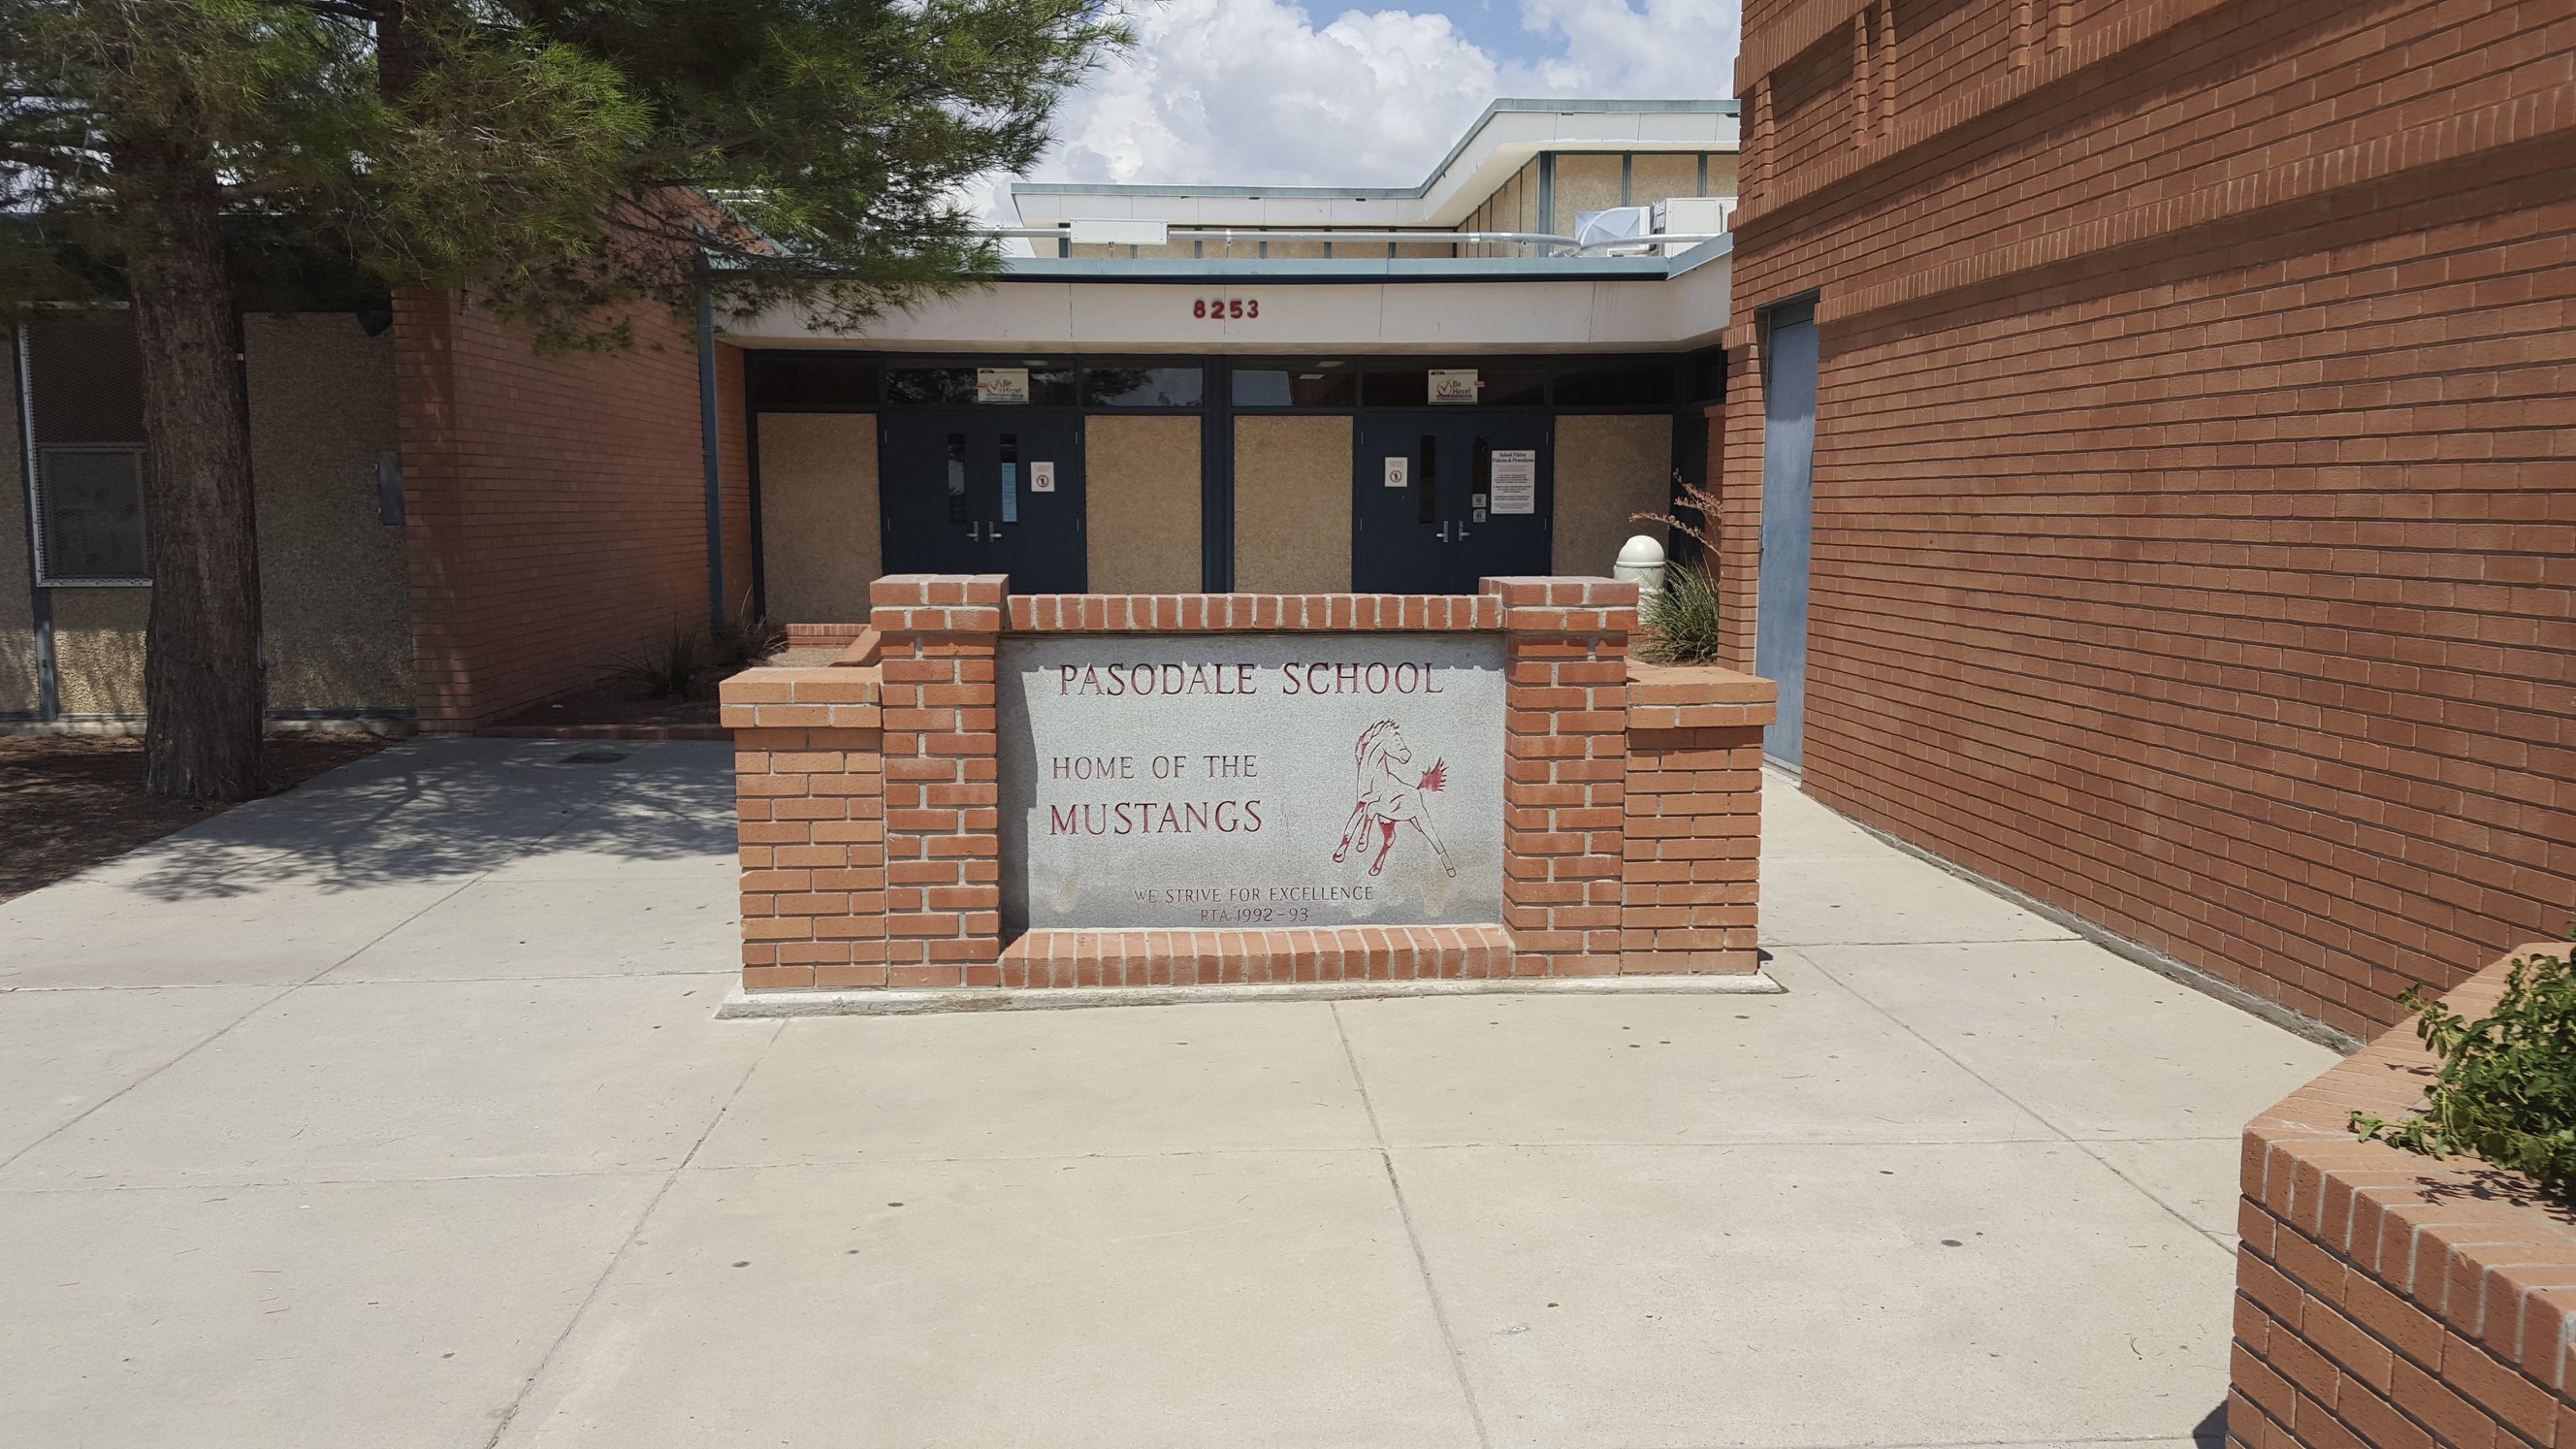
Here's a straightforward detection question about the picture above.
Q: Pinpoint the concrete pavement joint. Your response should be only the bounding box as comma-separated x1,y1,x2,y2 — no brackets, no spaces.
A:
716,971,1787,1017
475,1012,787,1449
1810,792,2358,1054
1778,948,2238,1262
0,984,294,1175
1332,999,1495,1449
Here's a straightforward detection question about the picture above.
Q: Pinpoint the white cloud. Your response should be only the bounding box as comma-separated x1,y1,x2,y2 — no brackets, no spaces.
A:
1018,0,1742,205
1042,0,1502,189
1518,0,1742,95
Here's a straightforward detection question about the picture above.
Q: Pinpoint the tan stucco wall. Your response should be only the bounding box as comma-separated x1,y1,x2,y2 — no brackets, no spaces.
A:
245,313,410,714
1552,414,1673,578
1556,153,1626,219
1234,414,1351,593
1631,152,1705,207
0,338,38,714
51,586,148,716
755,411,879,623
1085,415,1200,594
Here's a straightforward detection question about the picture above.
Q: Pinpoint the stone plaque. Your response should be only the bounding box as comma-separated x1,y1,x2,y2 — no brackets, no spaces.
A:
999,633,1506,930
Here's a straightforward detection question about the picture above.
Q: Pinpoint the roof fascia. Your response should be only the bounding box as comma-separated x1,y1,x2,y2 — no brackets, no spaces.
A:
1013,98,1741,228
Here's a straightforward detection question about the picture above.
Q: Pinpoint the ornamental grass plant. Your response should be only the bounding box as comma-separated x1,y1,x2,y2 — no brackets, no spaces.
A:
2353,932,2576,1206
1638,566,1724,664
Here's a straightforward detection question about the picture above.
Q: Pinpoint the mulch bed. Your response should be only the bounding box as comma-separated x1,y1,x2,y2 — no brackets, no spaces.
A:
0,733,394,904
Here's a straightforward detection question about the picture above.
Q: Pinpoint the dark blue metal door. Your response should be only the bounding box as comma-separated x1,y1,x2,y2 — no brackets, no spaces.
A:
882,412,1086,593
1755,303,1818,768
1353,413,1550,592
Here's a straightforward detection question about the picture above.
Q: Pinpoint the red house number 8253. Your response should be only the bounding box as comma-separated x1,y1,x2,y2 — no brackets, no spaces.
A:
1193,298,1258,320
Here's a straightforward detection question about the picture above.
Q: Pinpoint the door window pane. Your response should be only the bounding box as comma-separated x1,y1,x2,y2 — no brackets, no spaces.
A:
1230,366,1356,407
1363,367,1429,407
1554,364,1675,404
1476,370,1549,406
750,356,879,406
889,368,981,404
37,447,148,579
946,433,969,524
1083,367,1204,407
1417,435,1438,525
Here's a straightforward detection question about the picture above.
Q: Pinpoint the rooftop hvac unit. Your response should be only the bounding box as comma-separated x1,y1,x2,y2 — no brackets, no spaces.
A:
1573,206,1655,252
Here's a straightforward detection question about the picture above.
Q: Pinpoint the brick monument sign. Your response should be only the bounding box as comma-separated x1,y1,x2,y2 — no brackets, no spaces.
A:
721,574,1777,1007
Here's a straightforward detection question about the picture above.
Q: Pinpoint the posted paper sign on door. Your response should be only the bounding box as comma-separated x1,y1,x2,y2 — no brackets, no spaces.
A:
1490,450,1537,514
1030,461,1056,494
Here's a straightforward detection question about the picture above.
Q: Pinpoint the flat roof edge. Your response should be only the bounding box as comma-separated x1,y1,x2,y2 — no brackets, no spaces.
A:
1012,96,1742,206
992,256,1681,282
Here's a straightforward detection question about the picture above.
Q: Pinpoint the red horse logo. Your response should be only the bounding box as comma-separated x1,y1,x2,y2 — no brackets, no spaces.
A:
1333,721,1458,878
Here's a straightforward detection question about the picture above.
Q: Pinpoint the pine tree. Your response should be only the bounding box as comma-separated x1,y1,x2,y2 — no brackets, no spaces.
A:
2,0,1121,796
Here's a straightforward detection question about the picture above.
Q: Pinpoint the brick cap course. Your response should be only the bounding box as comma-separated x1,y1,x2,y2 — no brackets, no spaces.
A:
1008,593,1505,632
2237,945,2576,1420
716,969,1786,1016
718,664,883,729
1626,659,1780,729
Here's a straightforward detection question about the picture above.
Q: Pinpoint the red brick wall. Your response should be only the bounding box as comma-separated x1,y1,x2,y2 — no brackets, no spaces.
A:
1724,0,2576,1039
2234,946,2576,1448
1624,663,1772,971
723,580,1777,993
392,290,753,730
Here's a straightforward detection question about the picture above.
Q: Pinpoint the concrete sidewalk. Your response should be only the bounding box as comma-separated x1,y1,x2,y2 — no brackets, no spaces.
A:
0,738,2335,1449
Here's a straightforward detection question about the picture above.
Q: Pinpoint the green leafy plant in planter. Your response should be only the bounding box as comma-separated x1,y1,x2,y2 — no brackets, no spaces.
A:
1638,567,1724,664
2352,931,2576,1205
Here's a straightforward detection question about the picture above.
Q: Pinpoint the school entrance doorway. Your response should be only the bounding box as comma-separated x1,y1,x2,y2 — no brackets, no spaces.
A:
1351,412,1552,593
880,412,1086,594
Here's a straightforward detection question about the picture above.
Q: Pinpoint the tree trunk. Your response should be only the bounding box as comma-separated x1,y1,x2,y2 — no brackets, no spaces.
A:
126,146,265,799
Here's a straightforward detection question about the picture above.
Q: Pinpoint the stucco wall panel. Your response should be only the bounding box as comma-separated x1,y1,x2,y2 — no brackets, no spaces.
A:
50,587,147,716
1233,415,1351,593
1552,414,1673,579
1084,415,1200,594
1632,153,1705,207
244,314,411,713
756,411,879,623
1556,154,1626,221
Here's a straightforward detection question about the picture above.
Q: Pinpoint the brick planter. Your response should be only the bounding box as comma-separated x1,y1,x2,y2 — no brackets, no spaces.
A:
2233,945,2576,1448
722,574,1777,1002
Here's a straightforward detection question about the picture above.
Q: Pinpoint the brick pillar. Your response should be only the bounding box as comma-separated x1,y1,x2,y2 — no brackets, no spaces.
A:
1716,328,1764,675
871,574,1005,987
1621,663,1777,973
721,667,886,989
1490,576,1639,977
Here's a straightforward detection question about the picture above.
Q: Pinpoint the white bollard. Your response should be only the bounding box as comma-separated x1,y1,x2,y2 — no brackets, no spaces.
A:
1613,534,1668,596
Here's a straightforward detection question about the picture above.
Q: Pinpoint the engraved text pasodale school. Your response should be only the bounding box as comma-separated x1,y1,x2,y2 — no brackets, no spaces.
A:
996,634,1506,931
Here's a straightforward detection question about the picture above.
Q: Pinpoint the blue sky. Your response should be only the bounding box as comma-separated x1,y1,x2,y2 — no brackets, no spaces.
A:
1014,0,1742,195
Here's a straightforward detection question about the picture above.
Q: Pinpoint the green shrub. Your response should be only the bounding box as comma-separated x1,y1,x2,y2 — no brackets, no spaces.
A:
2353,932,2576,1205
1638,566,1723,664
610,627,712,700
710,604,788,672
